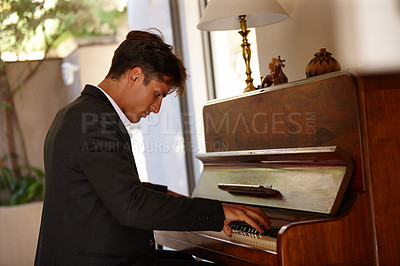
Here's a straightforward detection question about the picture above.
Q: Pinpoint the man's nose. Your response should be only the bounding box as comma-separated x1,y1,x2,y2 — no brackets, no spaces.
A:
150,97,162,114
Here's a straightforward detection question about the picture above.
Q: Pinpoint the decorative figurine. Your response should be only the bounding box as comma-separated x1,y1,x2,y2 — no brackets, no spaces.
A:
305,48,341,78
261,56,288,88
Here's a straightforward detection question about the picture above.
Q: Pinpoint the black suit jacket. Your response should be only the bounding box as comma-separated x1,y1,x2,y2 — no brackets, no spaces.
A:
35,85,225,266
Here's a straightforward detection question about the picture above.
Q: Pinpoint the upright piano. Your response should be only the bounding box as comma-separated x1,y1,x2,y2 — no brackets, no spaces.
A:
154,70,400,265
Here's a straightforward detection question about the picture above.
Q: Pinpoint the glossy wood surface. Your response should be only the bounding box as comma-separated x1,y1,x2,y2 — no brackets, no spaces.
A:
279,193,374,265
155,71,400,265
202,72,364,191
155,230,278,266
356,72,400,265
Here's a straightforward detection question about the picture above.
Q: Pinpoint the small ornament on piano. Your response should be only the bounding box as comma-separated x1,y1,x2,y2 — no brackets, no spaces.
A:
305,48,341,78
259,56,288,89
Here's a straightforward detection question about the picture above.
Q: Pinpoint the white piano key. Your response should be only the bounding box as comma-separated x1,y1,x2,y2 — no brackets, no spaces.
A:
195,230,277,252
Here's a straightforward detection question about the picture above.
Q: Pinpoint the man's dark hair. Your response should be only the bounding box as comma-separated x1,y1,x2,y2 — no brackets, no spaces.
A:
106,30,187,96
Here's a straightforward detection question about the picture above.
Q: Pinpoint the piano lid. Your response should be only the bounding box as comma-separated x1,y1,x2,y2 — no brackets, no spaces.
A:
193,146,353,215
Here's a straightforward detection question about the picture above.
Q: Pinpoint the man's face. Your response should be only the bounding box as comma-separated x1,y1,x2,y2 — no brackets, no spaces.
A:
121,72,171,123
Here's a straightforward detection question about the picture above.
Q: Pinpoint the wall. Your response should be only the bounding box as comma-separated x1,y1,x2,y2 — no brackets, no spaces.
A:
0,42,118,170
0,202,43,266
1,59,77,169
77,43,118,87
256,0,400,82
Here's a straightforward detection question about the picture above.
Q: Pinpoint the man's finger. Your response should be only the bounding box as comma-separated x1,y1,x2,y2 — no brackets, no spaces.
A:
223,223,233,237
242,205,271,225
242,216,266,234
221,203,272,235
237,206,271,231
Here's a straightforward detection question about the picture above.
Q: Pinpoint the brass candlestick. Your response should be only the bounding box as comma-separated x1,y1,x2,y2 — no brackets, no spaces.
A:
238,15,255,92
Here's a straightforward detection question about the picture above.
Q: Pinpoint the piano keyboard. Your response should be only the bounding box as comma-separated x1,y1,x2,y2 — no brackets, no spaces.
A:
195,223,279,252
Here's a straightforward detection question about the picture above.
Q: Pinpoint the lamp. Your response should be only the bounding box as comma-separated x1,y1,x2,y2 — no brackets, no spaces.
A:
197,0,288,92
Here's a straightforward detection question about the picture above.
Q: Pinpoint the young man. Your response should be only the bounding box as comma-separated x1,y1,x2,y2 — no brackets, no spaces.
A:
35,30,270,265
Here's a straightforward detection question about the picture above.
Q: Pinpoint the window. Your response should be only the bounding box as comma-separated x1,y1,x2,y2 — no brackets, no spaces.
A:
210,30,261,99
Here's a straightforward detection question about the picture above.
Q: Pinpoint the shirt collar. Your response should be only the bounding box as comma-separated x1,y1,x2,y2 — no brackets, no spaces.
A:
94,85,132,129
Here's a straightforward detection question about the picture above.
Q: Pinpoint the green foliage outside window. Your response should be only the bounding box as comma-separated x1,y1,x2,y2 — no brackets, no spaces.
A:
0,0,126,206
0,0,126,54
0,156,45,206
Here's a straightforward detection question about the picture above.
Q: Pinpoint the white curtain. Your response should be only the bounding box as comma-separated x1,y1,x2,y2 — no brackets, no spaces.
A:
126,0,189,195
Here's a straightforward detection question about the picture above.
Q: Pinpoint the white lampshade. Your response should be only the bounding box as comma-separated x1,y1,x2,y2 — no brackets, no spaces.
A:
197,0,288,31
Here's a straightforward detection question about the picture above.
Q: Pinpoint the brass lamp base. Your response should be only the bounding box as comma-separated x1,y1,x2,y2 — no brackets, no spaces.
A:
238,15,255,92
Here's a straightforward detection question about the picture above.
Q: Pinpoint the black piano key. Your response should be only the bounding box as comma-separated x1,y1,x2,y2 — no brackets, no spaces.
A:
263,228,280,237
229,222,280,238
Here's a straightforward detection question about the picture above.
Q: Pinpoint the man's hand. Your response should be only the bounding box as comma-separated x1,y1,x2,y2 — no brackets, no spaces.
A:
222,203,271,237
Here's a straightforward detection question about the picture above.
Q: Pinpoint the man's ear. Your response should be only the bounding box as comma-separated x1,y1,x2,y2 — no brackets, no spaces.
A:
128,67,143,84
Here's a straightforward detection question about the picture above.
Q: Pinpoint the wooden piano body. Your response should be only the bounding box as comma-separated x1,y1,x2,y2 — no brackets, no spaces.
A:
155,71,400,265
